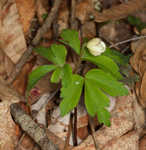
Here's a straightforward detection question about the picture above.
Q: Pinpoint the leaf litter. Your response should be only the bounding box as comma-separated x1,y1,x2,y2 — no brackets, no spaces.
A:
1,0,146,150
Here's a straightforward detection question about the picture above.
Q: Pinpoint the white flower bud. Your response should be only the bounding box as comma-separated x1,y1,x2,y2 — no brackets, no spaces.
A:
87,38,106,56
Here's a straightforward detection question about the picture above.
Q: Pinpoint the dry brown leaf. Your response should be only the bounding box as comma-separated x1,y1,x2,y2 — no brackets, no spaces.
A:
0,78,24,102
81,21,96,39
133,93,145,135
130,39,146,75
0,79,20,150
75,0,94,24
57,0,69,33
139,47,146,76
139,136,146,150
0,48,14,79
102,0,121,9
140,72,146,107
73,94,135,150
99,21,132,49
12,57,36,96
0,0,27,64
36,0,49,24
102,131,139,150
0,100,18,150
15,0,36,35
135,10,146,23
130,39,146,108
94,0,146,23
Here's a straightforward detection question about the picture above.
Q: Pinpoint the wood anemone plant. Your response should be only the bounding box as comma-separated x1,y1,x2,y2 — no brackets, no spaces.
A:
27,29,129,126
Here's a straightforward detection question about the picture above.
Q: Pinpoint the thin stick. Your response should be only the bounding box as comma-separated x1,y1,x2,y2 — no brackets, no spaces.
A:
10,103,59,150
8,0,62,84
109,35,146,48
88,116,99,150
15,89,59,150
72,107,78,146
70,0,78,30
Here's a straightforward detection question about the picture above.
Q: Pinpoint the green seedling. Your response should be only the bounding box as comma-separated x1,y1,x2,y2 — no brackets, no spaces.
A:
27,29,129,126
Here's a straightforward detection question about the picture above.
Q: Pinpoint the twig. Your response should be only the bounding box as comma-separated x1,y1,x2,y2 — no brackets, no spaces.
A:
8,0,62,84
88,116,99,150
14,89,59,149
109,35,146,48
10,103,59,150
72,107,78,146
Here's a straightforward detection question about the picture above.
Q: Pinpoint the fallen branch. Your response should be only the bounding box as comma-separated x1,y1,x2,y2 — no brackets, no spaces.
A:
8,0,62,84
10,103,59,150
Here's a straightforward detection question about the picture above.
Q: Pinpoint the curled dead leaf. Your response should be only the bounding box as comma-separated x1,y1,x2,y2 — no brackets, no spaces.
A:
140,72,146,108
130,39,146,75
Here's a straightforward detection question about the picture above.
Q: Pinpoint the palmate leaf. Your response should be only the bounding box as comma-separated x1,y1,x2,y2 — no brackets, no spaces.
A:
82,49,123,80
85,79,111,126
85,69,128,97
60,64,73,98
97,108,111,126
60,74,84,116
60,29,80,55
34,44,67,66
61,64,72,88
27,65,57,92
102,48,129,66
85,69,128,126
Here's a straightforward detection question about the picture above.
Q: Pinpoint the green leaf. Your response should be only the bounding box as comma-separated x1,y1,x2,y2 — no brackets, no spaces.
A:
51,67,62,83
61,64,72,87
33,46,50,60
60,74,84,116
34,44,67,66
128,15,146,31
60,64,73,98
27,65,57,92
82,49,123,80
102,47,129,65
60,29,80,54
97,108,111,126
85,79,110,126
85,79,110,115
85,69,129,96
